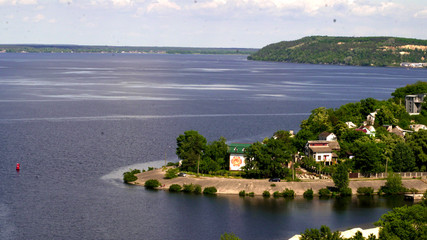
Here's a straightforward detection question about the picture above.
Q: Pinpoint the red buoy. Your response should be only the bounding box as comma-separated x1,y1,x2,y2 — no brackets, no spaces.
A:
16,163,20,171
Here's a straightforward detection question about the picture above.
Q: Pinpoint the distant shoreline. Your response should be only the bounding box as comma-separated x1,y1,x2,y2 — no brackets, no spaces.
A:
132,168,427,196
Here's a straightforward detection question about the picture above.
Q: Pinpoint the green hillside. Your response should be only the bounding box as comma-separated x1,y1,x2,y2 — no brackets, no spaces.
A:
248,36,427,67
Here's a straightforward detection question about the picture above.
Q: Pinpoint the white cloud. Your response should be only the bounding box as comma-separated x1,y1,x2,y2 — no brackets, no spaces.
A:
34,13,45,22
146,0,181,13
48,18,57,23
414,9,427,18
0,0,37,4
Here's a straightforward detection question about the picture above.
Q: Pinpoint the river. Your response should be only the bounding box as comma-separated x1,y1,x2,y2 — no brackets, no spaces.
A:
0,53,424,240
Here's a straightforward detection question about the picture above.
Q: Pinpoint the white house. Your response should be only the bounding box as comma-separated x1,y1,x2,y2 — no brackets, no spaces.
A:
346,122,357,128
304,140,340,166
356,125,376,137
410,124,427,132
318,132,337,141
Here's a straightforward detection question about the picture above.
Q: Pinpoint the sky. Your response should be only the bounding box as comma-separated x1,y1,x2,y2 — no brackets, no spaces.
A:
1,0,427,48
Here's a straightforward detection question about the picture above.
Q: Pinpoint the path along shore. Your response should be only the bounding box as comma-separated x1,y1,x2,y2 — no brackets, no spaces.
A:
132,168,427,195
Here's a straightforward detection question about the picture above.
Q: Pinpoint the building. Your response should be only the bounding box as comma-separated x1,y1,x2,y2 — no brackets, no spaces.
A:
304,140,340,165
409,124,427,132
318,132,337,141
356,125,376,137
346,121,357,128
228,143,251,171
405,94,426,115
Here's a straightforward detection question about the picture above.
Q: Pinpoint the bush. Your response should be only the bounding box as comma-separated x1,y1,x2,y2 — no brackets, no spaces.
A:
167,162,178,167
319,188,331,197
203,186,217,195
169,184,182,192
144,179,161,189
183,183,195,193
273,191,282,198
220,232,241,240
357,187,374,196
340,187,352,196
248,192,255,197
165,168,179,179
381,173,405,195
282,188,295,198
194,184,202,194
262,190,270,197
147,167,154,171
304,188,314,198
123,169,141,183
239,190,246,197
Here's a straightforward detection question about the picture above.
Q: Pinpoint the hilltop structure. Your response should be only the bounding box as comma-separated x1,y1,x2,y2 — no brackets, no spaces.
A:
405,94,426,115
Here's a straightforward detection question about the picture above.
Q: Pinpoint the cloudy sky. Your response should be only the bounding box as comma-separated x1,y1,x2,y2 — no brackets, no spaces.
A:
1,0,427,48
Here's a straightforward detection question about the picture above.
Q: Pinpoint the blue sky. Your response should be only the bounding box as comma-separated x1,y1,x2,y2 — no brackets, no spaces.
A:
1,0,427,48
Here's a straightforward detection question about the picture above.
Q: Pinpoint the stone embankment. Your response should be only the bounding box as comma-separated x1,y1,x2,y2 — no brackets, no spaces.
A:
133,168,427,195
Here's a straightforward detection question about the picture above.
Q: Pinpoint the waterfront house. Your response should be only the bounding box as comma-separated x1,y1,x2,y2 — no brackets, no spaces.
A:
409,124,427,132
228,143,251,171
356,125,376,137
318,132,337,141
304,140,340,165
405,94,426,115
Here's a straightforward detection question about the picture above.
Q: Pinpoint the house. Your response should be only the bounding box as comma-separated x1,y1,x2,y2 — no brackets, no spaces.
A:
410,124,427,132
366,111,377,126
304,140,340,166
346,122,357,128
356,125,376,137
228,143,251,171
405,94,426,115
384,125,410,138
318,132,337,141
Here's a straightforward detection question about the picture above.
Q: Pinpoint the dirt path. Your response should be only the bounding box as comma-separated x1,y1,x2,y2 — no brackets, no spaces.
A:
133,168,427,196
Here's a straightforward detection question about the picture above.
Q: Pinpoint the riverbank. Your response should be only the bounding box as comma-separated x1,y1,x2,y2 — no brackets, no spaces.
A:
132,168,427,195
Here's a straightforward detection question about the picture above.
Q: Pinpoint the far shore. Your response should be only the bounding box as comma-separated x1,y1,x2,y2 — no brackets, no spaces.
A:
132,168,427,196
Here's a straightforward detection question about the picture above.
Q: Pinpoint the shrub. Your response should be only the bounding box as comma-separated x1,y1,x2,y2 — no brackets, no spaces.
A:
194,184,202,194
273,191,282,198
169,184,182,192
340,187,352,196
303,188,314,198
220,232,241,240
408,188,418,194
381,173,405,195
239,190,246,197
271,184,276,187
248,192,255,197
183,183,195,193
165,168,179,179
203,186,217,195
357,187,374,196
167,162,178,167
262,190,270,197
147,167,154,171
123,169,141,183
318,188,331,197
144,179,161,189
282,188,295,198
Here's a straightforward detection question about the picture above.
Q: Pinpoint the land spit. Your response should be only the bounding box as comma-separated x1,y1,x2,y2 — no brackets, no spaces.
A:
133,168,427,196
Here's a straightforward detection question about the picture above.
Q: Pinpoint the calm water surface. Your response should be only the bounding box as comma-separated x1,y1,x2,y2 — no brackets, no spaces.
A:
0,54,425,240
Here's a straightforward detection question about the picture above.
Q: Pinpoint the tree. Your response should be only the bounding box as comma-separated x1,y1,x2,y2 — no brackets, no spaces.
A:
176,130,207,173
391,142,416,172
381,173,405,195
352,138,384,174
300,107,333,135
220,233,241,240
360,98,378,117
406,130,427,171
201,136,228,172
332,163,349,192
300,225,342,240
376,204,427,240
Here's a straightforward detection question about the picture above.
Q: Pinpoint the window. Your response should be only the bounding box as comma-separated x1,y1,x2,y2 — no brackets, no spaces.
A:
318,156,321,161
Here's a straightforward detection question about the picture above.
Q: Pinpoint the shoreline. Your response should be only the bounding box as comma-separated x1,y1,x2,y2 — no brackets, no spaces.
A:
132,168,427,196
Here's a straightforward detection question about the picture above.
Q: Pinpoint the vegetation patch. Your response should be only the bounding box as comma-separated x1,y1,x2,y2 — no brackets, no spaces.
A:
165,168,179,179
273,191,282,198
169,184,182,192
182,183,195,193
282,188,295,198
262,190,271,198
144,179,161,189
381,173,406,195
357,187,374,196
203,186,217,195
123,169,141,183
239,190,246,197
318,188,332,198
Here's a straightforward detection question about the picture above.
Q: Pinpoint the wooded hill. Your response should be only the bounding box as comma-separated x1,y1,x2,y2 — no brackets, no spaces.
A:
248,36,427,67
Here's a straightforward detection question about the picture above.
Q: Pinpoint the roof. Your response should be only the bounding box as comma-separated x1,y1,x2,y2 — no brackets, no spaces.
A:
228,143,251,154
318,132,331,138
307,140,340,150
309,146,333,153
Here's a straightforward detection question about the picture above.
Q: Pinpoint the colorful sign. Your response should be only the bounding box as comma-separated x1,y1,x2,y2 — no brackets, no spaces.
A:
229,155,245,171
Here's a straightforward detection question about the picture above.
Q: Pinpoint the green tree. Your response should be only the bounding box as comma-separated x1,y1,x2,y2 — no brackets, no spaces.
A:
176,130,207,173
220,233,241,240
376,204,427,240
353,138,384,174
381,173,405,195
391,142,416,172
406,130,427,171
301,107,333,135
332,163,349,192
360,98,378,117
165,168,179,179
200,136,228,173
300,225,342,240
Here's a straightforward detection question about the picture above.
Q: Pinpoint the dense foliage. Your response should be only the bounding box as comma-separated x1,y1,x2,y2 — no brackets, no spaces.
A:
203,186,218,195
249,36,427,67
332,164,349,192
165,168,179,179
381,173,405,195
123,169,141,183
169,184,182,192
144,179,161,189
